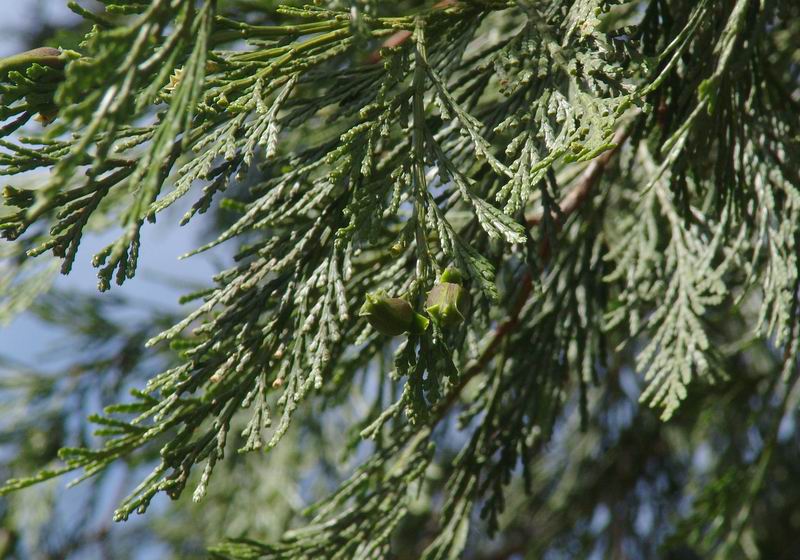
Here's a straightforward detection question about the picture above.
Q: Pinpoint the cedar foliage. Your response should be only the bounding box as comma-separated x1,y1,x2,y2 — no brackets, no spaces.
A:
1,0,799,558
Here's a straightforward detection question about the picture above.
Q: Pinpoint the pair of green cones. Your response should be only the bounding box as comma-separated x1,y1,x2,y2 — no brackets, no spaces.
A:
359,268,466,336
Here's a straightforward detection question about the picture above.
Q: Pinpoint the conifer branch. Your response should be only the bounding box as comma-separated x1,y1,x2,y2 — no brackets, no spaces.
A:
431,271,533,422
1,1,799,558
526,124,632,228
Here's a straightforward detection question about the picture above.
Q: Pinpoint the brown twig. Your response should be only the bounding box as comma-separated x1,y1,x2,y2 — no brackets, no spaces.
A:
365,0,457,64
430,125,631,419
432,271,532,421
525,126,631,261
526,126,631,228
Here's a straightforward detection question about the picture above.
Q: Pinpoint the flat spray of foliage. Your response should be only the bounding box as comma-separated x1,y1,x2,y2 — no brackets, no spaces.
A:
1,0,799,558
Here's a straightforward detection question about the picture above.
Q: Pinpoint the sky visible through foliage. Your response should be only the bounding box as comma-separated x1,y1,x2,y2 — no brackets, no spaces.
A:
0,3,224,368
0,3,227,557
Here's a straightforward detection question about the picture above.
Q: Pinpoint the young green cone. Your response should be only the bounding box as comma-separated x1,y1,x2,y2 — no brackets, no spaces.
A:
425,268,466,327
359,291,429,336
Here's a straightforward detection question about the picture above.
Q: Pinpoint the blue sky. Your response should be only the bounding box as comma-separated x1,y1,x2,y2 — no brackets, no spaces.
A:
0,1,229,368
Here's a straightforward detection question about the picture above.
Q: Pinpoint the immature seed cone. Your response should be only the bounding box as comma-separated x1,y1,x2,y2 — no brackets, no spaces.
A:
359,291,429,336
439,267,463,285
0,47,65,74
425,268,466,327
